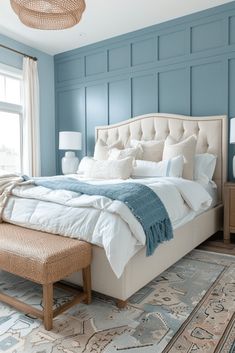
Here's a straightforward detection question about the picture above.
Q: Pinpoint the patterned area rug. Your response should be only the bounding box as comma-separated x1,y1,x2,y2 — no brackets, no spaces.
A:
0,250,234,353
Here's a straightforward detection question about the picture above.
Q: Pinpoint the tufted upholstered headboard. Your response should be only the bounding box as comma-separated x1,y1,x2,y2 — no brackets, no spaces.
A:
96,113,228,202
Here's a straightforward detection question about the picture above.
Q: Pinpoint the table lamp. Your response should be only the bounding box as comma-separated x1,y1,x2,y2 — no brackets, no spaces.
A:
59,131,82,174
230,118,235,177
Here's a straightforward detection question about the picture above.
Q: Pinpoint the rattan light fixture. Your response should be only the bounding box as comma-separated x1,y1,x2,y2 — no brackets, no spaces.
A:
10,0,86,30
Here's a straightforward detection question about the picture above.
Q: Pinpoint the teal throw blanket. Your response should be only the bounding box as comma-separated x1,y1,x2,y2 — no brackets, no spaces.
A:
24,177,173,256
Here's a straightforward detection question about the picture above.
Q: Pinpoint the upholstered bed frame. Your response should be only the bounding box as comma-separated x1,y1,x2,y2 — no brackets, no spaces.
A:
67,113,228,302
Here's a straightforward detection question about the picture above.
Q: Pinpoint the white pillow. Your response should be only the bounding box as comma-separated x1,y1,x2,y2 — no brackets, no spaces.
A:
84,157,133,179
131,155,184,178
194,153,217,183
171,178,212,211
94,139,123,160
77,156,94,173
163,135,197,180
130,139,164,162
108,145,143,160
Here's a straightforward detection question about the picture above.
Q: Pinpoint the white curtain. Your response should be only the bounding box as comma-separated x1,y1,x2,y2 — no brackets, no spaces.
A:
22,57,41,176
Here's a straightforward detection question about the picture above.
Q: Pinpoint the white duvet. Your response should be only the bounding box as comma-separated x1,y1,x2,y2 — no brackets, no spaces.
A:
3,176,212,278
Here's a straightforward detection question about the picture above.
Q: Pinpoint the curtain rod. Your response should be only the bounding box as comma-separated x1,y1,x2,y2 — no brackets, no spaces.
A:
0,44,37,61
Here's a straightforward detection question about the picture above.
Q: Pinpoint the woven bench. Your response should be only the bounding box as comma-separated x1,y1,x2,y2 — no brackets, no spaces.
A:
0,223,92,330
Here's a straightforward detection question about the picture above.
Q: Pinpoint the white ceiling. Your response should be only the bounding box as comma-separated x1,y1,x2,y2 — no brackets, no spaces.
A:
0,0,233,56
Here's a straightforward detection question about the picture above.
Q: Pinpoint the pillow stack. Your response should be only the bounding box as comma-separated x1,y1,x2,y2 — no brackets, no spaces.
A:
77,135,217,182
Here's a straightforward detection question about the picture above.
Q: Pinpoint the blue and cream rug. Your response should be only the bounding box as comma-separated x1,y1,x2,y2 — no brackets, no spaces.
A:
0,250,234,353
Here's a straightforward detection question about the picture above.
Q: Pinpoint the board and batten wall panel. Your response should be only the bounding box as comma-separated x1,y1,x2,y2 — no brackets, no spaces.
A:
55,1,235,179
158,67,190,115
86,83,108,156
191,20,225,53
109,78,131,125
230,15,235,44
191,61,226,116
132,74,157,116
158,29,187,60
57,88,86,162
131,37,156,66
108,45,130,71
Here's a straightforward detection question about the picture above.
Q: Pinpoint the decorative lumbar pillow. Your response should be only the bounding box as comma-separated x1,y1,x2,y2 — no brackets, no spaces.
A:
194,153,217,183
108,145,143,160
94,139,123,160
130,139,164,162
131,155,184,178
84,157,134,179
163,135,197,180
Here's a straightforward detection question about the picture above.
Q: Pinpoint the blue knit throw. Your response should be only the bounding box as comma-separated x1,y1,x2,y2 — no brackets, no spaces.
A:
24,177,173,256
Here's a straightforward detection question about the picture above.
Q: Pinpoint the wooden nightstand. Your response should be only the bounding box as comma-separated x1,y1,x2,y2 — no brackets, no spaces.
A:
224,182,235,243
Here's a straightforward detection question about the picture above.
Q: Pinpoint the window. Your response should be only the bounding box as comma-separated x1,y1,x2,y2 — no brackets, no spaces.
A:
0,64,23,174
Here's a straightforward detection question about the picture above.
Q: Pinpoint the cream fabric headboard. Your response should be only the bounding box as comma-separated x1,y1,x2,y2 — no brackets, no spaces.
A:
96,113,228,202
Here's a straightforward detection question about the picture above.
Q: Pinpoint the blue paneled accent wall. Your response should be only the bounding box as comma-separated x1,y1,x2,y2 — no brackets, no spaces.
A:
55,1,235,179
0,34,55,176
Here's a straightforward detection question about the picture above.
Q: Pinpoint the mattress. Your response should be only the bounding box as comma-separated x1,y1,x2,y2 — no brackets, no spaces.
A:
2,176,215,278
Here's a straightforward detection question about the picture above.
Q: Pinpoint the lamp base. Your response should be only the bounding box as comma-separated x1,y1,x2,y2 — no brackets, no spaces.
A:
61,151,79,175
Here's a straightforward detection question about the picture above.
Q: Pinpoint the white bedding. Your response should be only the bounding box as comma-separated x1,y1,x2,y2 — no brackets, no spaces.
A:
2,176,213,278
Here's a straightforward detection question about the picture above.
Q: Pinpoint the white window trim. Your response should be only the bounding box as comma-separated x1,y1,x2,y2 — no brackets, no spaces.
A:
0,63,23,107
0,101,23,114
0,62,22,79
0,63,23,173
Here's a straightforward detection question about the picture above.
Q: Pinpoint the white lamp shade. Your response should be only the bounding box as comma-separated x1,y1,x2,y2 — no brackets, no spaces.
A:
59,131,82,150
230,118,235,144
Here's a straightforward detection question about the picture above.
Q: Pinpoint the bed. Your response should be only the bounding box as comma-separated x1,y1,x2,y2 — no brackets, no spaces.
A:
2,113,228,304
68,113,227,302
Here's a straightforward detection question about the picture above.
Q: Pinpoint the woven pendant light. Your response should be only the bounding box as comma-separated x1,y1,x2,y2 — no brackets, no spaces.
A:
10,0,86,30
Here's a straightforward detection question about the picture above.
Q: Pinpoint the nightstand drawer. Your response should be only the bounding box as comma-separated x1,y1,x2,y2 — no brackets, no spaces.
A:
230,189,235,227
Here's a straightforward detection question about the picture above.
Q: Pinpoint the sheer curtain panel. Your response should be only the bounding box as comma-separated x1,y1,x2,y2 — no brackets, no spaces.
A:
23,57,41,176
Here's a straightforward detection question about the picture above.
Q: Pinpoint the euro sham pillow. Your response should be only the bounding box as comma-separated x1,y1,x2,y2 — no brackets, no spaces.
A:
163,135,197,180
194,153,217,183
94,139,123,160
131,155,184,178
108,145,143,160
83,157,134,179
130,139,164,162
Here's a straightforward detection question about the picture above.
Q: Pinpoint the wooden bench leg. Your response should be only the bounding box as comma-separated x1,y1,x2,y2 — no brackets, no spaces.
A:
116,299,128,309
43,283,53,330
82,265,91,304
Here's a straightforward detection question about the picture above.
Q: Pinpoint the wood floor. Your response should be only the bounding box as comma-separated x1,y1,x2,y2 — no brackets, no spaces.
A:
198,231,235,255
